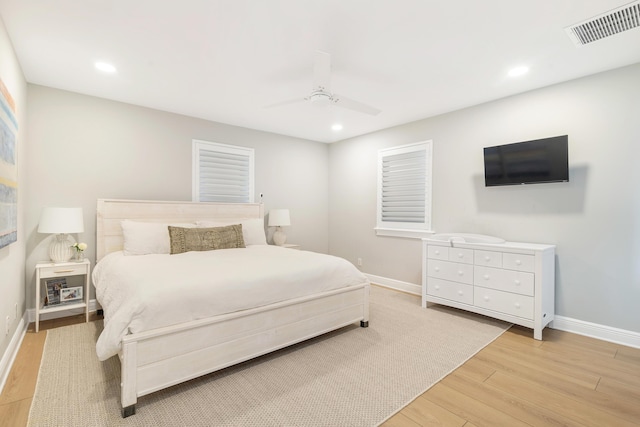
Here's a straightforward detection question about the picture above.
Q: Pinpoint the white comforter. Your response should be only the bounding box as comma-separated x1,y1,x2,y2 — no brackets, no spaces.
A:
93,245,368,360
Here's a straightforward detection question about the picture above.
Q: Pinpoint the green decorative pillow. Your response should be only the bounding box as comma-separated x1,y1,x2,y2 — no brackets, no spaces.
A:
168,224,245,254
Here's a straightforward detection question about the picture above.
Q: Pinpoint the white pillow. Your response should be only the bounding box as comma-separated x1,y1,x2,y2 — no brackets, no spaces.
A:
121,220,195,255
196,218,267,245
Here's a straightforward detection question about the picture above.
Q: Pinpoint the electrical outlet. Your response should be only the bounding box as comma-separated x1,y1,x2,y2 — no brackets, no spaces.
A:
357,258,363,267
5,315,9,335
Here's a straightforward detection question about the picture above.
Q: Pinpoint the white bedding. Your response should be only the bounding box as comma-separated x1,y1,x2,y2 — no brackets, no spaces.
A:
93,245,368,360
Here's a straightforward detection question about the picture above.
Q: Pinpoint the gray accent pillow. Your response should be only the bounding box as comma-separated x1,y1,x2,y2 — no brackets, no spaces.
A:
168,224,245,254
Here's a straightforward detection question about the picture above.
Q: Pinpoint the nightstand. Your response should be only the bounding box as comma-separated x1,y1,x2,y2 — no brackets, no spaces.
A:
35,259,91,332
282,244,301,250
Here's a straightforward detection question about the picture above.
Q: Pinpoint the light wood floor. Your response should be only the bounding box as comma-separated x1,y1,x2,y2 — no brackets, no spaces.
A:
1,313,639,427
0,313,102,427
383,324,640,427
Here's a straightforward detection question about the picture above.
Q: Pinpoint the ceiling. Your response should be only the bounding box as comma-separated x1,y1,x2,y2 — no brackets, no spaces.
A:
1,1,639,143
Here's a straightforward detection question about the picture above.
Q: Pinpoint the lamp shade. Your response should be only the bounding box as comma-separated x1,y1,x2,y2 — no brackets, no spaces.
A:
268,209,291,227
38,207,85,234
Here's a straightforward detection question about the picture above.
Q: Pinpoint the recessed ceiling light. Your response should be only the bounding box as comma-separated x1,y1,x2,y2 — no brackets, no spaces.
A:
95,61,117,73
331,123,343,131
508,66,529,77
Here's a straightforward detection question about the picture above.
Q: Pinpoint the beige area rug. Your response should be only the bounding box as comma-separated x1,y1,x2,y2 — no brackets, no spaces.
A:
28,286,510,427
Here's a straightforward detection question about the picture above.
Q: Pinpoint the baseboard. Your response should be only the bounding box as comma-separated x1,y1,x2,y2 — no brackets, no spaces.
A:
550,315,640,349
365,273,421,296
0,313,28,394
27,299,100,323
366,272,640,349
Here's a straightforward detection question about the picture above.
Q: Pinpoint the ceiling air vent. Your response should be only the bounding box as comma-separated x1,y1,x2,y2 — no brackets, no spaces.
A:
565,0,640,46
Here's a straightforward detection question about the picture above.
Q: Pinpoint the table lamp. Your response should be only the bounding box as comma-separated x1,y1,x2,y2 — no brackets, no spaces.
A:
268,209,290,246
38,207,84,262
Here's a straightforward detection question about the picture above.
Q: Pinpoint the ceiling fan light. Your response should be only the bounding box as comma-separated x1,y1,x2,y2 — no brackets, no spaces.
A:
309,92,331,107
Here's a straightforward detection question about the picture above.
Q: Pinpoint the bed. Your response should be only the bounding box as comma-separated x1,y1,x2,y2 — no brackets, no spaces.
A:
93,199,370,417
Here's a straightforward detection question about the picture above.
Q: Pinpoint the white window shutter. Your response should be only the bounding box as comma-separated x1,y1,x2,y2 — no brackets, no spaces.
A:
192,140,255,203
376,141,432,236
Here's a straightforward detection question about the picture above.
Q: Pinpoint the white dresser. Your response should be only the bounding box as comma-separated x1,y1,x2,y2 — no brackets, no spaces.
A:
422,238,555,339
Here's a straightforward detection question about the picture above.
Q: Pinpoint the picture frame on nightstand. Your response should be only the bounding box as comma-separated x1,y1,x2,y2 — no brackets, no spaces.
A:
60,286,83,303
45,277,67,306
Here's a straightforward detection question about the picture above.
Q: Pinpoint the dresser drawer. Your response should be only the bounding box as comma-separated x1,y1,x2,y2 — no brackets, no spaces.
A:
427,245,449,260
474,287,534,320
38,263,88,278
448,247,474,264
474,266,534,296
474,250,502,268
503,253,535,272
427,278,473,304
427,260,473,285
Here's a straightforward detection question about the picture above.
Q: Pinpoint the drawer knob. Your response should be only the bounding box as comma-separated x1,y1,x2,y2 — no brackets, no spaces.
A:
435,250,440,255
484,256,490,262
484,296,489,302
458,290,463,296
483,274,490,280
457,270,464,276
435,285,440,290
514,279,521,285
515,259,522,265
515,302,521,309
435,267,440,272
457,253,463,258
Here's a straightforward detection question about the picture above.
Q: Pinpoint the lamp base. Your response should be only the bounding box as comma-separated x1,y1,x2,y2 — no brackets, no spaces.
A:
49,234,73,263
273,228,287,246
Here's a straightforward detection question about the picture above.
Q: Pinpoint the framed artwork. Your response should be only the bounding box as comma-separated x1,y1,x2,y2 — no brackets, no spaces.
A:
60,286,83,303
0,77,18,249
45,277,67,306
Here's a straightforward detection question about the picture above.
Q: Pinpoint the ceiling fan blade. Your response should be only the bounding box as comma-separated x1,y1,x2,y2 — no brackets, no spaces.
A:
313,50,331,91
332,93,381,116
263,97,306,109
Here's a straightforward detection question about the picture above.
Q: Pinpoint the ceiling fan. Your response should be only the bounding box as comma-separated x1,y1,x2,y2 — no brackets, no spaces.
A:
265,51,381,116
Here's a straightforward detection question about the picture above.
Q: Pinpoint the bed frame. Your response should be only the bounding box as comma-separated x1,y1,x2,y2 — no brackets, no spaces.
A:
96,199,370,417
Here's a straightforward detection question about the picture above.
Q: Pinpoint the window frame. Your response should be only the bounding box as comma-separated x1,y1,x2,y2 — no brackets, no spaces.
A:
375,140,434,239
192,139,255,203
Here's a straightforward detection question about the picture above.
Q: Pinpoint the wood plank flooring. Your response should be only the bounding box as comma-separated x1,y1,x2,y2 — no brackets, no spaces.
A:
0,314,101,427
383,325,640,427
1,310,639,426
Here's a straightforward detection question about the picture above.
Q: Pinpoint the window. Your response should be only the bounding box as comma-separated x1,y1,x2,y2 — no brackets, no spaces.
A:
192,140,255,203
375,140,433,238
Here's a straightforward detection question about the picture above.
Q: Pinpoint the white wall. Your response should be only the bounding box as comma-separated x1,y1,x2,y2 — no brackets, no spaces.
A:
329,63,640,334
24,85,329,308
0,18,27,363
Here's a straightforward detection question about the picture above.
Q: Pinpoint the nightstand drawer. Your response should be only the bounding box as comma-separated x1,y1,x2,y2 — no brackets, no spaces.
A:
38,264,88,278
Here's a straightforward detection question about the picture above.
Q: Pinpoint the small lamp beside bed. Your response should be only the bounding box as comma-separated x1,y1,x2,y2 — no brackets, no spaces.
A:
268,209,290,246
38,207,84,262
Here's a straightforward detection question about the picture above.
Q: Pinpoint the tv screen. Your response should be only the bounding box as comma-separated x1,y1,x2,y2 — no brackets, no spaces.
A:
484,135,569,186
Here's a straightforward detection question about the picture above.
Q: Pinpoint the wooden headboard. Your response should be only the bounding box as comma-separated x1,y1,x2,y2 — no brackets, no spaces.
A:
96,199,265,261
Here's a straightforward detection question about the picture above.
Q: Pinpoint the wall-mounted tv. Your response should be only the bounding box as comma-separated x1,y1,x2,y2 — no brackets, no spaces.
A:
484,135,569,186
